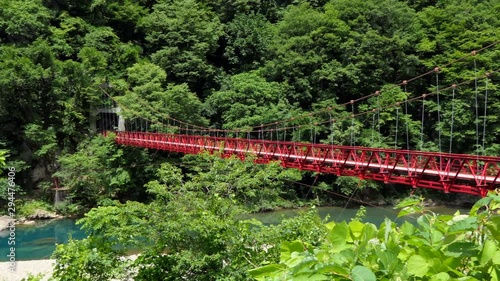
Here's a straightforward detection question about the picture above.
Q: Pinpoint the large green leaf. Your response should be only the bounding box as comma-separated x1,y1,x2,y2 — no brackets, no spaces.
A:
448,216,478,234
489,265,500,281
351,265,376,281
407,255,429,277
318,264,350,276
397,206,422,218
470,197,493,215
327,221,348,252
493,251,500,265
281,241,305,261
349,220,365,240
400,221,415,236
444,242,479,258
480,240,498,265
395,197,421,208
486,217,500,243
248,264,286,278
377,249,398,272
429,272,450,281
292,273,328,281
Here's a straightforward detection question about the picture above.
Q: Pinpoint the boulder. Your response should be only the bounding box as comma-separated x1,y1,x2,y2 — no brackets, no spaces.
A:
0,215,16,231
377,199,388,206
423,198,437,207
26,209,58,220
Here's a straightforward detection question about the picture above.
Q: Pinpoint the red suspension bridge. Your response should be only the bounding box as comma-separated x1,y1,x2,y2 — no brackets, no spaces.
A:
100,44,500,197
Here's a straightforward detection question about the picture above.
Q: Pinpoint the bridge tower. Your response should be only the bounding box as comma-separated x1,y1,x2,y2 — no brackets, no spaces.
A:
90,81,126,132
90,107,125,132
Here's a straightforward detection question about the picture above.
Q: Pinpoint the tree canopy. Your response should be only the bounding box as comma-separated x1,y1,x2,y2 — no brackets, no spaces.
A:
0,0,498,211
1,0,499,279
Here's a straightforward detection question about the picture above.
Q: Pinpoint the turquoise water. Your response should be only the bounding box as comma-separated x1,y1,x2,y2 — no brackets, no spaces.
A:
250,206,405,225
0,206,467,261
247,205,468,226
0,219,86,261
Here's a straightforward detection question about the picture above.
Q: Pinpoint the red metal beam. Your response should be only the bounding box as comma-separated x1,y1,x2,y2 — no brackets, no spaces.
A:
110,131,500,196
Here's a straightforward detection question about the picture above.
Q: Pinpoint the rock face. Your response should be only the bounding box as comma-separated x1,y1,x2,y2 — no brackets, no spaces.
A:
0,215,16,231
26,209,58,220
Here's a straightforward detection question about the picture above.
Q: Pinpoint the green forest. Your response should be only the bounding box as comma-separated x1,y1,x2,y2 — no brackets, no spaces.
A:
0,0,500,280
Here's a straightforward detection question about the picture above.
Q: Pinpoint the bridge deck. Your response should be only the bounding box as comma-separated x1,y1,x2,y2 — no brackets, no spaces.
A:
111,131,500,196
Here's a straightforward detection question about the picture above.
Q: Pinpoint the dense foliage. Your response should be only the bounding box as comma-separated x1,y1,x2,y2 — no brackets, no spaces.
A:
0,0,499,203
51,155,320,280
0,1,499,279
51,170,500,280
250,193,500,280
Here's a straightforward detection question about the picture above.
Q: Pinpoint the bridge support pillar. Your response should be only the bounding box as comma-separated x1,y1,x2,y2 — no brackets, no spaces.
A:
440,180,450,194
478,185,489,197
408,175,418,188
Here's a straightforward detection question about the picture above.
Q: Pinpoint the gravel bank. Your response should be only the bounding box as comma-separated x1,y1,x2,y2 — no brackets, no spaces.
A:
0,259,54,281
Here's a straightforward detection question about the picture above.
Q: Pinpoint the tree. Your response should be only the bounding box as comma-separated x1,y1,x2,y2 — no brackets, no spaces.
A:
413,0,500,154
263,2,351,108
263,0,421,111
223,13,274,73
52,237,127,281
49,13,92,58
55,135,152,207
181,153,303,211
0,41,61,147
197,0,283,23
87,0,147,41
139,0,223,91
206,71,294,129
114,62,208,127
0,0,53,44
52,154,316,280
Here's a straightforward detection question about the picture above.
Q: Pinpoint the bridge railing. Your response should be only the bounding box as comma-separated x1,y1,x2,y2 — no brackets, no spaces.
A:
108,131,500,196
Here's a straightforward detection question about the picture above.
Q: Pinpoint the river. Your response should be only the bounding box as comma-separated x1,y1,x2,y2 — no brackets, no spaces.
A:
0,205,468,261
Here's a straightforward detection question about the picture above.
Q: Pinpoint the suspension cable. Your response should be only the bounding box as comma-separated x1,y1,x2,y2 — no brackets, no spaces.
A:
449,84,456,154
474,53,479,157
435,67,443,170
435,67,442,154
247,71,496,139
100,69,500,148
310,118,313,144
376,91,381,143
336,185,360,221
482,73,490,155
404,81,410,163
283,123,286,142
420,94,426,151
253,42,500,132
330,113,334,148
371,112,376,144
313,124,317,144
395,105,399,150
100,44,500,138
350,101,355,146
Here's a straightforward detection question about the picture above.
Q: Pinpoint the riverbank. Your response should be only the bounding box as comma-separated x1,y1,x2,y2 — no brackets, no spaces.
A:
0,259,54,281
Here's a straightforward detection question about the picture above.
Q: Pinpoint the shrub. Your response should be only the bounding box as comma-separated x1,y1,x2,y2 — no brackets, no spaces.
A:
18,199,54,218
250,192,500,280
